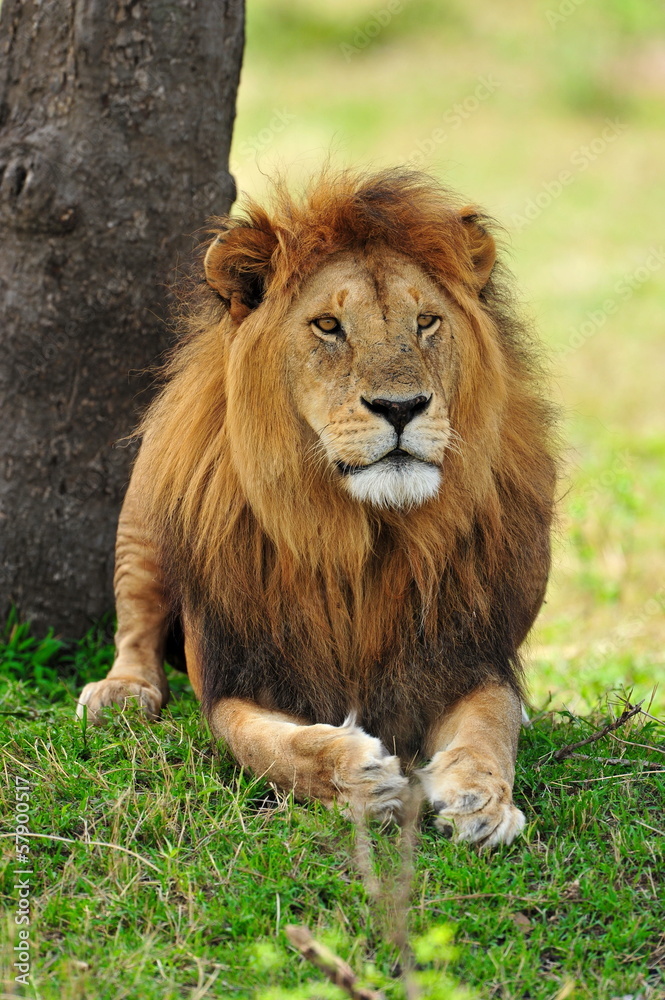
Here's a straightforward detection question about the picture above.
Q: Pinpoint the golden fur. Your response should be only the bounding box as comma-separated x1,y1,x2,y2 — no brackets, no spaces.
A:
138,170,554,746
78,170,556,845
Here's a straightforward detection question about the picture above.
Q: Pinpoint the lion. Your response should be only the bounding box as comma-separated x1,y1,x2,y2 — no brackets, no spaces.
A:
77,170,556,848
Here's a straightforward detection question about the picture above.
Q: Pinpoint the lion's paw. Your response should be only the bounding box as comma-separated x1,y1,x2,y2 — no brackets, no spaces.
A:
76,676,163,725
339,741,409,823
419,747,525,848
301,716,409,821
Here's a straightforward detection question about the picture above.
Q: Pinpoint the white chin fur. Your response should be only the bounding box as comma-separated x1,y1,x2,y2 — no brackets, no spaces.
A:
343,460,441,509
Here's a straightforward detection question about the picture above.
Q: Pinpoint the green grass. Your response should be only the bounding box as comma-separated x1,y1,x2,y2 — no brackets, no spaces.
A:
1,627,664,999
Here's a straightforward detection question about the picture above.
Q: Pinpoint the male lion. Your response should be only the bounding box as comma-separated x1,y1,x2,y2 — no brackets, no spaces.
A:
77,170,556,848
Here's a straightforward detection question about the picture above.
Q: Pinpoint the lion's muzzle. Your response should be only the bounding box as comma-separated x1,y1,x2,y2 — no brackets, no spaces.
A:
360,393,432,435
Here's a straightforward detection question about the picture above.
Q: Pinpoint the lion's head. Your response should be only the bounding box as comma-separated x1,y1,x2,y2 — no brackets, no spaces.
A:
200,172,500,514
138,170,555,745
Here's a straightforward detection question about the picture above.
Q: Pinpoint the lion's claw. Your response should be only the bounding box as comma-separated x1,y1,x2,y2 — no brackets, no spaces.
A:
419,748,525,848
76,676,163,724
331,723,409,821
432,800,525,847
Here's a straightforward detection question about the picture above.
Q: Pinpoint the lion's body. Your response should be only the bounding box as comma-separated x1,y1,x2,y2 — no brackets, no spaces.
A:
78,171,556,846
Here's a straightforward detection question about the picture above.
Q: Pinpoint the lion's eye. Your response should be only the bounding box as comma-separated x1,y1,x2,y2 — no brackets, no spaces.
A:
417,314,440,332
312,316,343,337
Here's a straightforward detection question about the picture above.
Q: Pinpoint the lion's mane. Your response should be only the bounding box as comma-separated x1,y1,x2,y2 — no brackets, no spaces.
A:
138,170,557,757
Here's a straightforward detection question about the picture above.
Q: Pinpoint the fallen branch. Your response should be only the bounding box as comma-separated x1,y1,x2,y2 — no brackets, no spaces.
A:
285,924,385,1000
542,701,643,764
566,753,661,769
550,771,664,784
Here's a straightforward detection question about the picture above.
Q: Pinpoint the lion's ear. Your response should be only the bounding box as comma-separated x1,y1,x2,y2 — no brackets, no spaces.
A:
204,223,278,324
459,208,496,293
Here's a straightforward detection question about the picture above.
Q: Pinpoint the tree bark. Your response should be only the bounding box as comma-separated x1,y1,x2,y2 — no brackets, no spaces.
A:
0,0,244,636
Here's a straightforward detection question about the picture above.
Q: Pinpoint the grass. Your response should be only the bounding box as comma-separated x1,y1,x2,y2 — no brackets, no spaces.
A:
1,626,664,999
2,0,665,996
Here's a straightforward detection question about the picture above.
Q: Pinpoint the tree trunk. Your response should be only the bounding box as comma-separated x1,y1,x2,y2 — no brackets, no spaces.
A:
0,0,244,636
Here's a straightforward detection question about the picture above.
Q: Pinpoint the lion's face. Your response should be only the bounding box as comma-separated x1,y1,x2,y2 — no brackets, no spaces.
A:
203,174,500,516
284,250,457,509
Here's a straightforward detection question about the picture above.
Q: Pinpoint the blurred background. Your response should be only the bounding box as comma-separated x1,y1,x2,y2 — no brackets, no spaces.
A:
229,0,665,713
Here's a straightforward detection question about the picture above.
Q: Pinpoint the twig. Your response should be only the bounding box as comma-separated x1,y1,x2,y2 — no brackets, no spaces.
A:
352,783,424,1000
389,785,424,1000
285,924,385,1000
352,812,381,901
0,830,161,873
544,701,643,764
640,708,665,727
566,753,662,769
633,819,665,838
286,787,425,1000
549,770,664,784
608,733,665,755
426,892,547,905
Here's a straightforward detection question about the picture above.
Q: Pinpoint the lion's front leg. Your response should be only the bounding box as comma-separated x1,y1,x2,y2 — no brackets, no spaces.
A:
76,465,170,724
209,698,409,820
419,683,525,848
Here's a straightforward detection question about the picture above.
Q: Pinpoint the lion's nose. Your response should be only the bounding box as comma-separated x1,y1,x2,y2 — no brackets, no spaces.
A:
362,394,431,435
